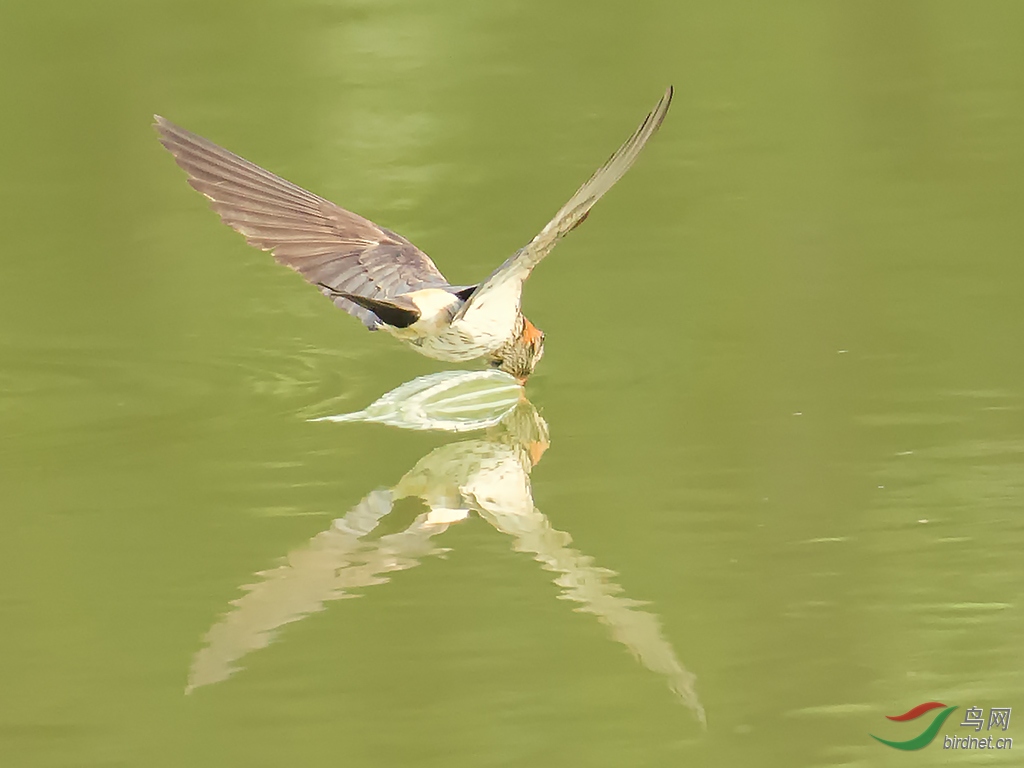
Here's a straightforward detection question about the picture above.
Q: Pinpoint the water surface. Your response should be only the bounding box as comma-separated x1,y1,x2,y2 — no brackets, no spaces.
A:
1,1,1022,765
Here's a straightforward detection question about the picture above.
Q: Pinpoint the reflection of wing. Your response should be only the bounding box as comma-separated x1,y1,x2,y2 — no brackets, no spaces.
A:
456,87,673,326
474,490,705,723
155,116,452,329
186,490,454,693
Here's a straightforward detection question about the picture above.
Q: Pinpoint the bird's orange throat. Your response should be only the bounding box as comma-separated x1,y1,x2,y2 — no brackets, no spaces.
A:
521,317,543,346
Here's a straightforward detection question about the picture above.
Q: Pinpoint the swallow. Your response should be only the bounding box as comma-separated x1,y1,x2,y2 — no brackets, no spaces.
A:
155,86,672,381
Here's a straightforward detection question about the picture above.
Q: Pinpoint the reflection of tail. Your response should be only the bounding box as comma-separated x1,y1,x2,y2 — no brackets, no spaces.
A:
186,490,452,693
477,504,705,725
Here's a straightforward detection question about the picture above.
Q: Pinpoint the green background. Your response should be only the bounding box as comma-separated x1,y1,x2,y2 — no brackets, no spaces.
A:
1,0,1021,765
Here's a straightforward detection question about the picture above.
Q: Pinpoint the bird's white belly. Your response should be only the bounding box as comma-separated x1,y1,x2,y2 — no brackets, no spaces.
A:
392,322,507,362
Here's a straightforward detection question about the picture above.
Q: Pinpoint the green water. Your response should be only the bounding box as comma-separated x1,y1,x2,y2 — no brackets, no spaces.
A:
1,1,1022,765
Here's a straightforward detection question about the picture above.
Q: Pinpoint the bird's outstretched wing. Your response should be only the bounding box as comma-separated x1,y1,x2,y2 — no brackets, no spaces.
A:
455,87,673,324
155,116,451,328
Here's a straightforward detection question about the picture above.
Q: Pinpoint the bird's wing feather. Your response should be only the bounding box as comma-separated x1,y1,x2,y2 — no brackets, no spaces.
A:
455,87,673,324
154,116,450,328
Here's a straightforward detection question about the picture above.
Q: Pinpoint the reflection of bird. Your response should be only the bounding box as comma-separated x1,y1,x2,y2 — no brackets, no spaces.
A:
155,88,672,381
187,373,704,724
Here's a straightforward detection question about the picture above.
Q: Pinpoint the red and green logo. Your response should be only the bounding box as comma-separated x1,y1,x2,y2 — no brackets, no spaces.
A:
871,702,958,750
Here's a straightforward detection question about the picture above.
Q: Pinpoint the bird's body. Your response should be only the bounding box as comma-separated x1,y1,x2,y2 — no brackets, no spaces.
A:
385,288,469,358
155,87,672,380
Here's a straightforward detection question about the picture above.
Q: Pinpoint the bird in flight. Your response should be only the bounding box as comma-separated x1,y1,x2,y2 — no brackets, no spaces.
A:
155,87,672,382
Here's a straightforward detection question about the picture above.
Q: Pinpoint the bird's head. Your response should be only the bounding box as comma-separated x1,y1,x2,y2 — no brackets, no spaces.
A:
493,317,545,383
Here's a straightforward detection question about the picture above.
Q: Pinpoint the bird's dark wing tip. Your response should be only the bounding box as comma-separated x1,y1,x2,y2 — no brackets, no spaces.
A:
660,86,674,113
327,289,421,329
